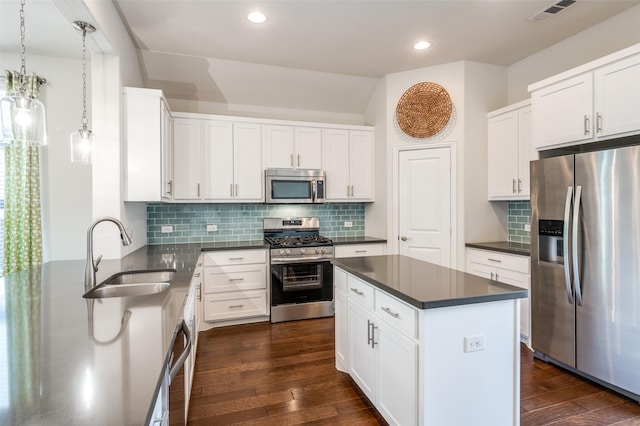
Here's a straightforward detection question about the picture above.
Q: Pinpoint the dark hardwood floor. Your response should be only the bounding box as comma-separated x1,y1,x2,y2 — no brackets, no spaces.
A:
188,317,640,425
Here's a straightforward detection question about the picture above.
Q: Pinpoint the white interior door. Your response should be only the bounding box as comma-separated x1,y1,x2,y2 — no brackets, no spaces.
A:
398,147,452,267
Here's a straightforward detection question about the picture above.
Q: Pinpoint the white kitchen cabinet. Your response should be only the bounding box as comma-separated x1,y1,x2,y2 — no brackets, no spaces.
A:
232,123,264,201
466,247,531,346
341,271,419,425
487,100,532,200
530,45,640,150
173,117,203,200
263,125,322,169
183,266,201,418
123,87,173,202
201,249,268,324
334,243,386,259
322,129,374,201
334,267,348,371
173,115,263,202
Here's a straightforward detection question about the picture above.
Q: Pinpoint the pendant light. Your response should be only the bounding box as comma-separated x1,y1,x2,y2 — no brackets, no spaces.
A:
0,0,47,146
70,21,96,164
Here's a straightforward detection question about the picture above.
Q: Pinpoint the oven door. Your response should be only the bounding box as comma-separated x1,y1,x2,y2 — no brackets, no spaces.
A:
271,260,333,306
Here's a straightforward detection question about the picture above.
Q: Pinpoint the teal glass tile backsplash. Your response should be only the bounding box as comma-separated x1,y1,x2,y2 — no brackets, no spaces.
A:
508,200,531,243
147,203,365,244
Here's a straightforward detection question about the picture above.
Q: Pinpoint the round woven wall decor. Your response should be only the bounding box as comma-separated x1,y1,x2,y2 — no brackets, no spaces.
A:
396,82,452,138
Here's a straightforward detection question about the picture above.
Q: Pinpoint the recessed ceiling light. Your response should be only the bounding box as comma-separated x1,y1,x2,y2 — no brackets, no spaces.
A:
414,41,431,50
247,11,267,24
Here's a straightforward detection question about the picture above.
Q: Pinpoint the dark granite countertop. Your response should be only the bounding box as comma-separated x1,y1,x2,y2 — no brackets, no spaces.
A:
333,255,528,309
465,241,531,256
331,236,387,245
0,241,267,426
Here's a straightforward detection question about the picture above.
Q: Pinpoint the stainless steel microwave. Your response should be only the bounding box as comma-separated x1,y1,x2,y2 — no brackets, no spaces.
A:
265,169,325,204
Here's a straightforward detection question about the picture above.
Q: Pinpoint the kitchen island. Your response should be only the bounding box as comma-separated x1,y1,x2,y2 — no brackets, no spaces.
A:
333,255,528,426
0,241,264,426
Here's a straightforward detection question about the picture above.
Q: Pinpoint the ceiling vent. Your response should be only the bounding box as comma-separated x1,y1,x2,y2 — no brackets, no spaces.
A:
529,0,577,22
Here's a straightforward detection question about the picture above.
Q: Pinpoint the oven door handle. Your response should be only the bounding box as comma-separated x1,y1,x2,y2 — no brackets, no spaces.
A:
271,256,332,264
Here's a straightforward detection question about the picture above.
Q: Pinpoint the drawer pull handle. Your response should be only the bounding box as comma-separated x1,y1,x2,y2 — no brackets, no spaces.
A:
381,306,400,318
354,250,367,253
193,272,200,277
228,278,245,282
229,304,245,309
350,288,364,296
488,258,502,263
228,257,245,261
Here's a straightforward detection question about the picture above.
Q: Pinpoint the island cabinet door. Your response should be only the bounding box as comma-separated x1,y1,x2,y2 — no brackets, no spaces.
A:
376,320,418,426
348,301,376,401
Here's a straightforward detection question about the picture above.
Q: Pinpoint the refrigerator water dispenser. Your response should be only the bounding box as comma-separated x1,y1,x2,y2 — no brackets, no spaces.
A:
538,219,564,264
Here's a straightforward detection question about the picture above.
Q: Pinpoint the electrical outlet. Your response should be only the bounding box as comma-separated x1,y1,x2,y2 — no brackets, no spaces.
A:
161,225,173,233
344,221,353,228
206,224,218,232
524,223,531,232
464,335,486,353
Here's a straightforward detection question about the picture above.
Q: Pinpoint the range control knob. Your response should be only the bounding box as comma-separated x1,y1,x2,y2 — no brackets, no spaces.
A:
300,248,306,254
285,249,291,255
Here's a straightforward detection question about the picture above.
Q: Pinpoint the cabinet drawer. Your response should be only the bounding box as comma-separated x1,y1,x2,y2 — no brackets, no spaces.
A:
347,275,374,311
468,248,529,274
334,243,385,258
375,290,417,338
203,249,266,266
203,290,267,321
203,264,266,293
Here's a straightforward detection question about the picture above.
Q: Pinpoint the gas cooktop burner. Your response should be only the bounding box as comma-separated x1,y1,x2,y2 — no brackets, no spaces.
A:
264,235,333,248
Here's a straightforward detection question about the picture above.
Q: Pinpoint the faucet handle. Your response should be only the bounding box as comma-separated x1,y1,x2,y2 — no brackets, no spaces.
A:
94,254,103,270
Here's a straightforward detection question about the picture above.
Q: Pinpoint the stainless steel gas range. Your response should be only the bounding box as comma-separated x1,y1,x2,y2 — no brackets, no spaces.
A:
264,217,334,323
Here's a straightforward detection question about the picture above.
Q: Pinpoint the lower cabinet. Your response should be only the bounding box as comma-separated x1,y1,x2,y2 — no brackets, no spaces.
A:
336,267,418,425
466,247,531,346
201,249,269,325
184,260,202,417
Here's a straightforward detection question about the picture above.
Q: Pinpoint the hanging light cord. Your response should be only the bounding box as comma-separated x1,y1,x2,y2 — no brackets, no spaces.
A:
81,27,88,130
18,0,27,95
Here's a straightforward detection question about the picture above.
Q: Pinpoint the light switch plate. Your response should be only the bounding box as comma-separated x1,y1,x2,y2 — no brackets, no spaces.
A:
161,225,173,233
344,221,353,228
207,224,218,232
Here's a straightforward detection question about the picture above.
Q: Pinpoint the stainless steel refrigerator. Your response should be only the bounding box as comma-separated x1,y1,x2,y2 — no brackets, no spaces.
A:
531,145,640,401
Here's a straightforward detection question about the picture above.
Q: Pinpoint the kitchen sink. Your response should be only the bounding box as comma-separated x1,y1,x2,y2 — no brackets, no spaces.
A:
83,270,175,299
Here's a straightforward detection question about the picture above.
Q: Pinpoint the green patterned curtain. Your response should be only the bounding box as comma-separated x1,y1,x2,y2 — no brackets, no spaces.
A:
4,70,43,274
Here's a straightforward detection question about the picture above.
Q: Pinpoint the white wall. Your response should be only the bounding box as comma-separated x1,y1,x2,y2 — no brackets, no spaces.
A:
363,61,508,266
0,52,92,261
364,77,387,238
508,4,640,102
53,0,146,259
462,61,509,244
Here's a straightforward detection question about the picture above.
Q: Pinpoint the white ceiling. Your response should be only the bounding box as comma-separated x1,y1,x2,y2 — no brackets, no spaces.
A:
2,0,639,116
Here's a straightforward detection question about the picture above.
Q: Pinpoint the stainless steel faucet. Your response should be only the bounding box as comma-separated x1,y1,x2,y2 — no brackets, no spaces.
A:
84,217,132,291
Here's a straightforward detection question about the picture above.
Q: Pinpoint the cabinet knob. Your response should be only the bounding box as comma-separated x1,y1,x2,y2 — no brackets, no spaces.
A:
400,236,409,241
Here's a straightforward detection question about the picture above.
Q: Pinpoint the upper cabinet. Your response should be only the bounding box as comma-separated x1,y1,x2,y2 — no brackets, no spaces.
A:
173,115,263,202
322,129,374,201
122,97,375,204
530,44,640,151
263,125,322,169
487,100,532,200
123,87,173,202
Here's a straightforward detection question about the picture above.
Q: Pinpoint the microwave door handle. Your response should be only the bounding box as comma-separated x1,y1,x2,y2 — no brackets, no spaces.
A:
563,186,574,304
311,180,317,202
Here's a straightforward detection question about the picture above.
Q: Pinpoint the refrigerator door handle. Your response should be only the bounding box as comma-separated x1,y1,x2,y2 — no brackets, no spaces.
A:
563,186,574,304
573,185,584,306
